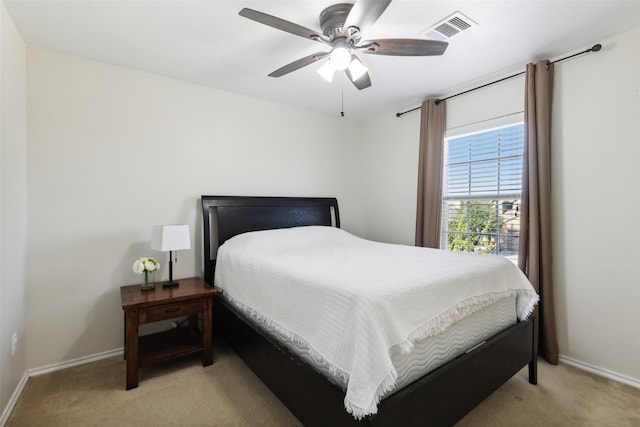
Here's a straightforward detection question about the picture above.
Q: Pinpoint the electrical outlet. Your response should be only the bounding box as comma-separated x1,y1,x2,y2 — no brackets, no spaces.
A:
12,332,17,357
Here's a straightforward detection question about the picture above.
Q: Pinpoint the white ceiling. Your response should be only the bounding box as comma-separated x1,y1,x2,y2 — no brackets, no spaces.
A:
4,0,640,120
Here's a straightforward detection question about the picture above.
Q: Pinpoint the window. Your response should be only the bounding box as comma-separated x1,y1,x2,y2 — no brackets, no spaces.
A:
440,118,524,261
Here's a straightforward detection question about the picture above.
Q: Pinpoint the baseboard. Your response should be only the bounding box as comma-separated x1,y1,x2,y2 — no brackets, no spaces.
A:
559,354,640,389
0,347,123,427
27,347,124,377
0,372,29,427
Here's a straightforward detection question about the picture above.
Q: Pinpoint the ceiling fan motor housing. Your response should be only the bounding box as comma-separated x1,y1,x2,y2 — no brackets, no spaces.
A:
320,3,358,41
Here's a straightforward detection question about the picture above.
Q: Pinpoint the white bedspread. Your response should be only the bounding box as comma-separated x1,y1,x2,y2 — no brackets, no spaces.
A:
214,226,539,419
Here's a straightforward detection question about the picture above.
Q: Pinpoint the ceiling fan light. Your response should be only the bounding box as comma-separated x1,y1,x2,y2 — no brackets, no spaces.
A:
317,60,336,82
329,47,352,70
348,57,368,81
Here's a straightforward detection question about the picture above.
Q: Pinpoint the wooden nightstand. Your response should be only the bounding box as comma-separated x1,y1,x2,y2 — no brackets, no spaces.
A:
120,276,216,390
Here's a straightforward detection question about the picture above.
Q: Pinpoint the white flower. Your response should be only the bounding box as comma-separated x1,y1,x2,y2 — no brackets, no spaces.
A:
132,257,160,274
132,260,144,274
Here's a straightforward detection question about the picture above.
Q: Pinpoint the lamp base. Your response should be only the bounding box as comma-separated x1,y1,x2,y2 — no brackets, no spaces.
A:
162,280,179,288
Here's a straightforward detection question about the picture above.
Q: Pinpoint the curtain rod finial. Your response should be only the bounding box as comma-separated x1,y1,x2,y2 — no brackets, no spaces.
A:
591,43,602,52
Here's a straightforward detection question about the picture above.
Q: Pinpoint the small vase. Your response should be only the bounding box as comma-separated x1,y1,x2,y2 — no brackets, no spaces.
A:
141,271,155,291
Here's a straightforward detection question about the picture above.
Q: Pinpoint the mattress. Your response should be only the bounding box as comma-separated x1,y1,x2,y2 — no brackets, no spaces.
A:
220,292,516,395
214,226,538,418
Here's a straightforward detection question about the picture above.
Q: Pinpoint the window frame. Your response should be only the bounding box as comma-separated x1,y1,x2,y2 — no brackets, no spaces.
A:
440,112,525,259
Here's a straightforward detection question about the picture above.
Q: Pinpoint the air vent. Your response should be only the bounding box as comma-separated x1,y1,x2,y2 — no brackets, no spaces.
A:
422,11,477,40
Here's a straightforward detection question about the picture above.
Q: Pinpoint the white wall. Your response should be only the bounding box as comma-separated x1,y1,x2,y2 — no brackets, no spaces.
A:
551,28,640,383
25,46,365,369
361,109,420,245
0,1,27,415
362,28,640,384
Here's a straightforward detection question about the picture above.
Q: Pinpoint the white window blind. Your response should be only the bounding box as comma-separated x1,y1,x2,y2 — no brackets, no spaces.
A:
441,122,525,260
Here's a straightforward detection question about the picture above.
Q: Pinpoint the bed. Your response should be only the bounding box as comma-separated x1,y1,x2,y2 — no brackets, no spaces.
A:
201,195,538,426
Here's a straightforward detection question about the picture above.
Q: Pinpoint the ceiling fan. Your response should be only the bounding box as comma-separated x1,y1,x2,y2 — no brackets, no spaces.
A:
239,0,449,90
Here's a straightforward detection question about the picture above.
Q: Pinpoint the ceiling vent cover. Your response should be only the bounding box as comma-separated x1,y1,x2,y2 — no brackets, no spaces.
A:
423,11,477,40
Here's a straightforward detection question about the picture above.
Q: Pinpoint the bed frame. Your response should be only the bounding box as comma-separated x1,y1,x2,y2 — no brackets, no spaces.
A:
201,195,538,426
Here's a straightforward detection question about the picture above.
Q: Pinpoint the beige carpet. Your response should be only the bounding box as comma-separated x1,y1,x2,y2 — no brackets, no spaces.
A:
6,339,640,426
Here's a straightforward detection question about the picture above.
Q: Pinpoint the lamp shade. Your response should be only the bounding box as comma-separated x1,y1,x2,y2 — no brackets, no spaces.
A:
151,225,191,252
317,60,336,82
347,57,368,81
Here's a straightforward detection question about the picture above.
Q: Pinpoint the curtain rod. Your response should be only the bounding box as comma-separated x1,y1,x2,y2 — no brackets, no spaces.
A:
395,43,602,118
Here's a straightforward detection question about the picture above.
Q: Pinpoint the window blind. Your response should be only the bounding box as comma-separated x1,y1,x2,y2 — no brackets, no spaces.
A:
441,123,524,260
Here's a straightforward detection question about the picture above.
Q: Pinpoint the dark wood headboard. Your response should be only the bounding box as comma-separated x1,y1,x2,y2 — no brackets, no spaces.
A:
201,196,340,285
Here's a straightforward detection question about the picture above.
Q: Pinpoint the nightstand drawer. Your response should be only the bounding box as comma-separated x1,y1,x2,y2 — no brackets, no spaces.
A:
140,299,203,322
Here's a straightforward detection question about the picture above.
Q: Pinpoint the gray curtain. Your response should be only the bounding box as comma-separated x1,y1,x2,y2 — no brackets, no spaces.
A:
415,99,446,248
519,60,559,364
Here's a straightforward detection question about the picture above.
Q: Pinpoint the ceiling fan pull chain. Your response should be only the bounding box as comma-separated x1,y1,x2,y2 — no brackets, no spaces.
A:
341,76,345,117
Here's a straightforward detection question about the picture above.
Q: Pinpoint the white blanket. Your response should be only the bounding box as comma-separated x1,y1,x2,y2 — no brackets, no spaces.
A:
214,226,538,419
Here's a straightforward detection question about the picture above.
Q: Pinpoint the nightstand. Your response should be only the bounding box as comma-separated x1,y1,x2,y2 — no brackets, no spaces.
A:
120,276,216,390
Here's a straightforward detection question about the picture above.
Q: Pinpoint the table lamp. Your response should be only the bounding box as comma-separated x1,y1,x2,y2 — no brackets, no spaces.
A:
151,224,191,287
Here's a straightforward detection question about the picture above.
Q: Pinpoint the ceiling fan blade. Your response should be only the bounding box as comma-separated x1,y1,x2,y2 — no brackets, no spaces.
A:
239,8,328,45
359,38,449,56
343,0,392,35
345,68,372,90
268,52,330,77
